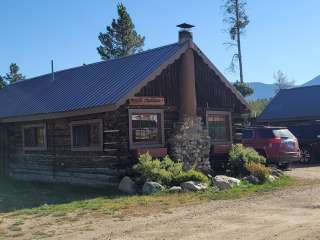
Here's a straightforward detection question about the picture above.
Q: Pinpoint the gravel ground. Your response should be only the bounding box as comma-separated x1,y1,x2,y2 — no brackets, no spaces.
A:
2,164,320,240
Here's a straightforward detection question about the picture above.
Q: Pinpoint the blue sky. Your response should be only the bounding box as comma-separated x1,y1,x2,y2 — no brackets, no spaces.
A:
1,0,319,85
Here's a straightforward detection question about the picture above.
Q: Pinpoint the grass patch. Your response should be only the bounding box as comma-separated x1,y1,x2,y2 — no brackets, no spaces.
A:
0,176,120,213
0,176,296,219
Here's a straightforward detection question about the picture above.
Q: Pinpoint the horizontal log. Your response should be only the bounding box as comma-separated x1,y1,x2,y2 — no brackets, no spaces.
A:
104,142,118,145
104,130,120,133
9,164,124,175
10,172,119,187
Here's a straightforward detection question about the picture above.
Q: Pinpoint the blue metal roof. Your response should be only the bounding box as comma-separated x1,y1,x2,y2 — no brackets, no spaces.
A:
0,43,181,119
258,85,320,122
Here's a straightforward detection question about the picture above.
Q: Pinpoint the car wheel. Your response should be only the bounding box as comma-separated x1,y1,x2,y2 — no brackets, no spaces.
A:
300,147,312,163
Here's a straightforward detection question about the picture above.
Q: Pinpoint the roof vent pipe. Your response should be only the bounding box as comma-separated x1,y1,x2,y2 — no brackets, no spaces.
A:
51,60,55,81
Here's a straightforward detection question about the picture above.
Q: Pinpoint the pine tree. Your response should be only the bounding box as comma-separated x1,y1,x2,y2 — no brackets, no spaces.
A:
0,76,6,89
3,63,26,84
97,3,145,60
223,0,249,83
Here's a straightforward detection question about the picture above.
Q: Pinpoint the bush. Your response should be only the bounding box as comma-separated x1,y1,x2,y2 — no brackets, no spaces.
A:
172,170,209,186
228,144,266,177
245,162,271,183
133,153,173,185
133,153,208,187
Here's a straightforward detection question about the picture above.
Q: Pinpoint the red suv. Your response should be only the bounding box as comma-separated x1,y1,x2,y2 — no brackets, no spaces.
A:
242,126,300,167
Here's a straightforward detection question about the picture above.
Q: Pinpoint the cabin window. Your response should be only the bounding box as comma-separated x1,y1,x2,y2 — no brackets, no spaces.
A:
129,109,164,149
70,119,103,151
23,124,47,150
206,111,232,142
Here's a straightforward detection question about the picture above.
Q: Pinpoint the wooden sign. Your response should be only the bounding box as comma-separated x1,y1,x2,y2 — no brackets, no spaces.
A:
129,97,165,106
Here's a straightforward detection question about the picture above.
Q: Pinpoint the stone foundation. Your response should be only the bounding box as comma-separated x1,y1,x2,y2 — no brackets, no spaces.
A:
169,116,211,173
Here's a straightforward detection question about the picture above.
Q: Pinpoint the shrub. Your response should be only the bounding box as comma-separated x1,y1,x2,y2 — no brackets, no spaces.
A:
133,153,208,187
172,170,209,186
133,153,172,185
228,144,266,177
245,161,271,183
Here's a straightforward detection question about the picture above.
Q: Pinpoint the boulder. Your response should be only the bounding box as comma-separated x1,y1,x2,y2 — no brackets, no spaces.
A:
168,186,182,192
118,176,137,194
243,175,260,184
213,175,240,190
268,175,276,182
180,181,207,192
142,181,164,195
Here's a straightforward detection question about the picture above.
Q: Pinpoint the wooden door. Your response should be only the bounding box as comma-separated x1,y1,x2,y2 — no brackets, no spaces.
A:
0,126,8,176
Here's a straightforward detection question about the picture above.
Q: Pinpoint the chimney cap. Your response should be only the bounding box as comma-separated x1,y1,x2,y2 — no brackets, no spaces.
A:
177,23,195,30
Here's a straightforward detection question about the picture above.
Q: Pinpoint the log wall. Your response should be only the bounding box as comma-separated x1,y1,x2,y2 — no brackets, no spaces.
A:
7,108,129,187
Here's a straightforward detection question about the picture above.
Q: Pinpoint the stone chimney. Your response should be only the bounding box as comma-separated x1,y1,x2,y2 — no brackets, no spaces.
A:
169,24,211,174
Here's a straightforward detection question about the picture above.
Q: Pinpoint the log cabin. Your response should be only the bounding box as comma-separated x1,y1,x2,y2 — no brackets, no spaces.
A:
0,24,249,186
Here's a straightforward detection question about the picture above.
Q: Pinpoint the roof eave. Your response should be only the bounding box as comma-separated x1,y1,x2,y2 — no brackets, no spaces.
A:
257,115,320,123
0,103,117,123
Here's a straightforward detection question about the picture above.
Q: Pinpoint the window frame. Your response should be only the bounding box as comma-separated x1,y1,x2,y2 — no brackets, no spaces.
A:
206,110,232,143
128,109,165,149
22,123,47,151
70,119,103,152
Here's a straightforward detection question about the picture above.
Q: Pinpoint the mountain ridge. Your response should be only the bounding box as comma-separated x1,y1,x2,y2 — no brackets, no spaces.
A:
303,75,320,86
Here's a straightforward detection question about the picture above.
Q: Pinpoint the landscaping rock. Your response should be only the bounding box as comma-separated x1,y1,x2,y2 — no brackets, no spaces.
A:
118,176,137,194
268,175,276,182
243,175,260,184
271,167,284,177
168,186,182,192
142,182,164,195
180,181,207,192
213,175,240,190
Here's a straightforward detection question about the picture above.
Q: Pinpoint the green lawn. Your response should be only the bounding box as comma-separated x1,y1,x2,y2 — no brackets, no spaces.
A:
0,177,121,213
0,176,295,218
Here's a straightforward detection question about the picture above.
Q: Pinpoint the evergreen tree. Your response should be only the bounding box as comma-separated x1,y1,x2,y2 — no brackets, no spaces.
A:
249,98,270,118
3,63,26,84
97,3,145,60
0,76,6,89
233,80,254,97
223,0,249,83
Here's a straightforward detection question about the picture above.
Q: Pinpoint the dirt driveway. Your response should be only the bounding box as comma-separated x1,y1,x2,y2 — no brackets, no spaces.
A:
3,165,320,240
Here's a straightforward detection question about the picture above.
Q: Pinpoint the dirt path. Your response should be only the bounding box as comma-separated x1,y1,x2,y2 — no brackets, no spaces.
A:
3,165,320,240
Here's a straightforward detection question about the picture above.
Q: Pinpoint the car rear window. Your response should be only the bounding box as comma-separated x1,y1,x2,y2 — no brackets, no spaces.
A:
258,129,275,138
273,129,295,139
243,130,253,139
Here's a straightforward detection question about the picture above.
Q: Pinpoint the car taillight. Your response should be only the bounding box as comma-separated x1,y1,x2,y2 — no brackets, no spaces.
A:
268,137,281,148
270,137,282,144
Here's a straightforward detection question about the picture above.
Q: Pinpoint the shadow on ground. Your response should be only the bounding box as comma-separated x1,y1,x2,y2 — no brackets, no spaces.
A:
291,163,320,169
0,177,121,213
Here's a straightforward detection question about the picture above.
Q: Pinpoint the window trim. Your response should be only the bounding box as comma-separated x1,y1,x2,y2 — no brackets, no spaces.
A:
128,109,165,149
70,119,103,152
22,123,47,151
206,110,232,143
